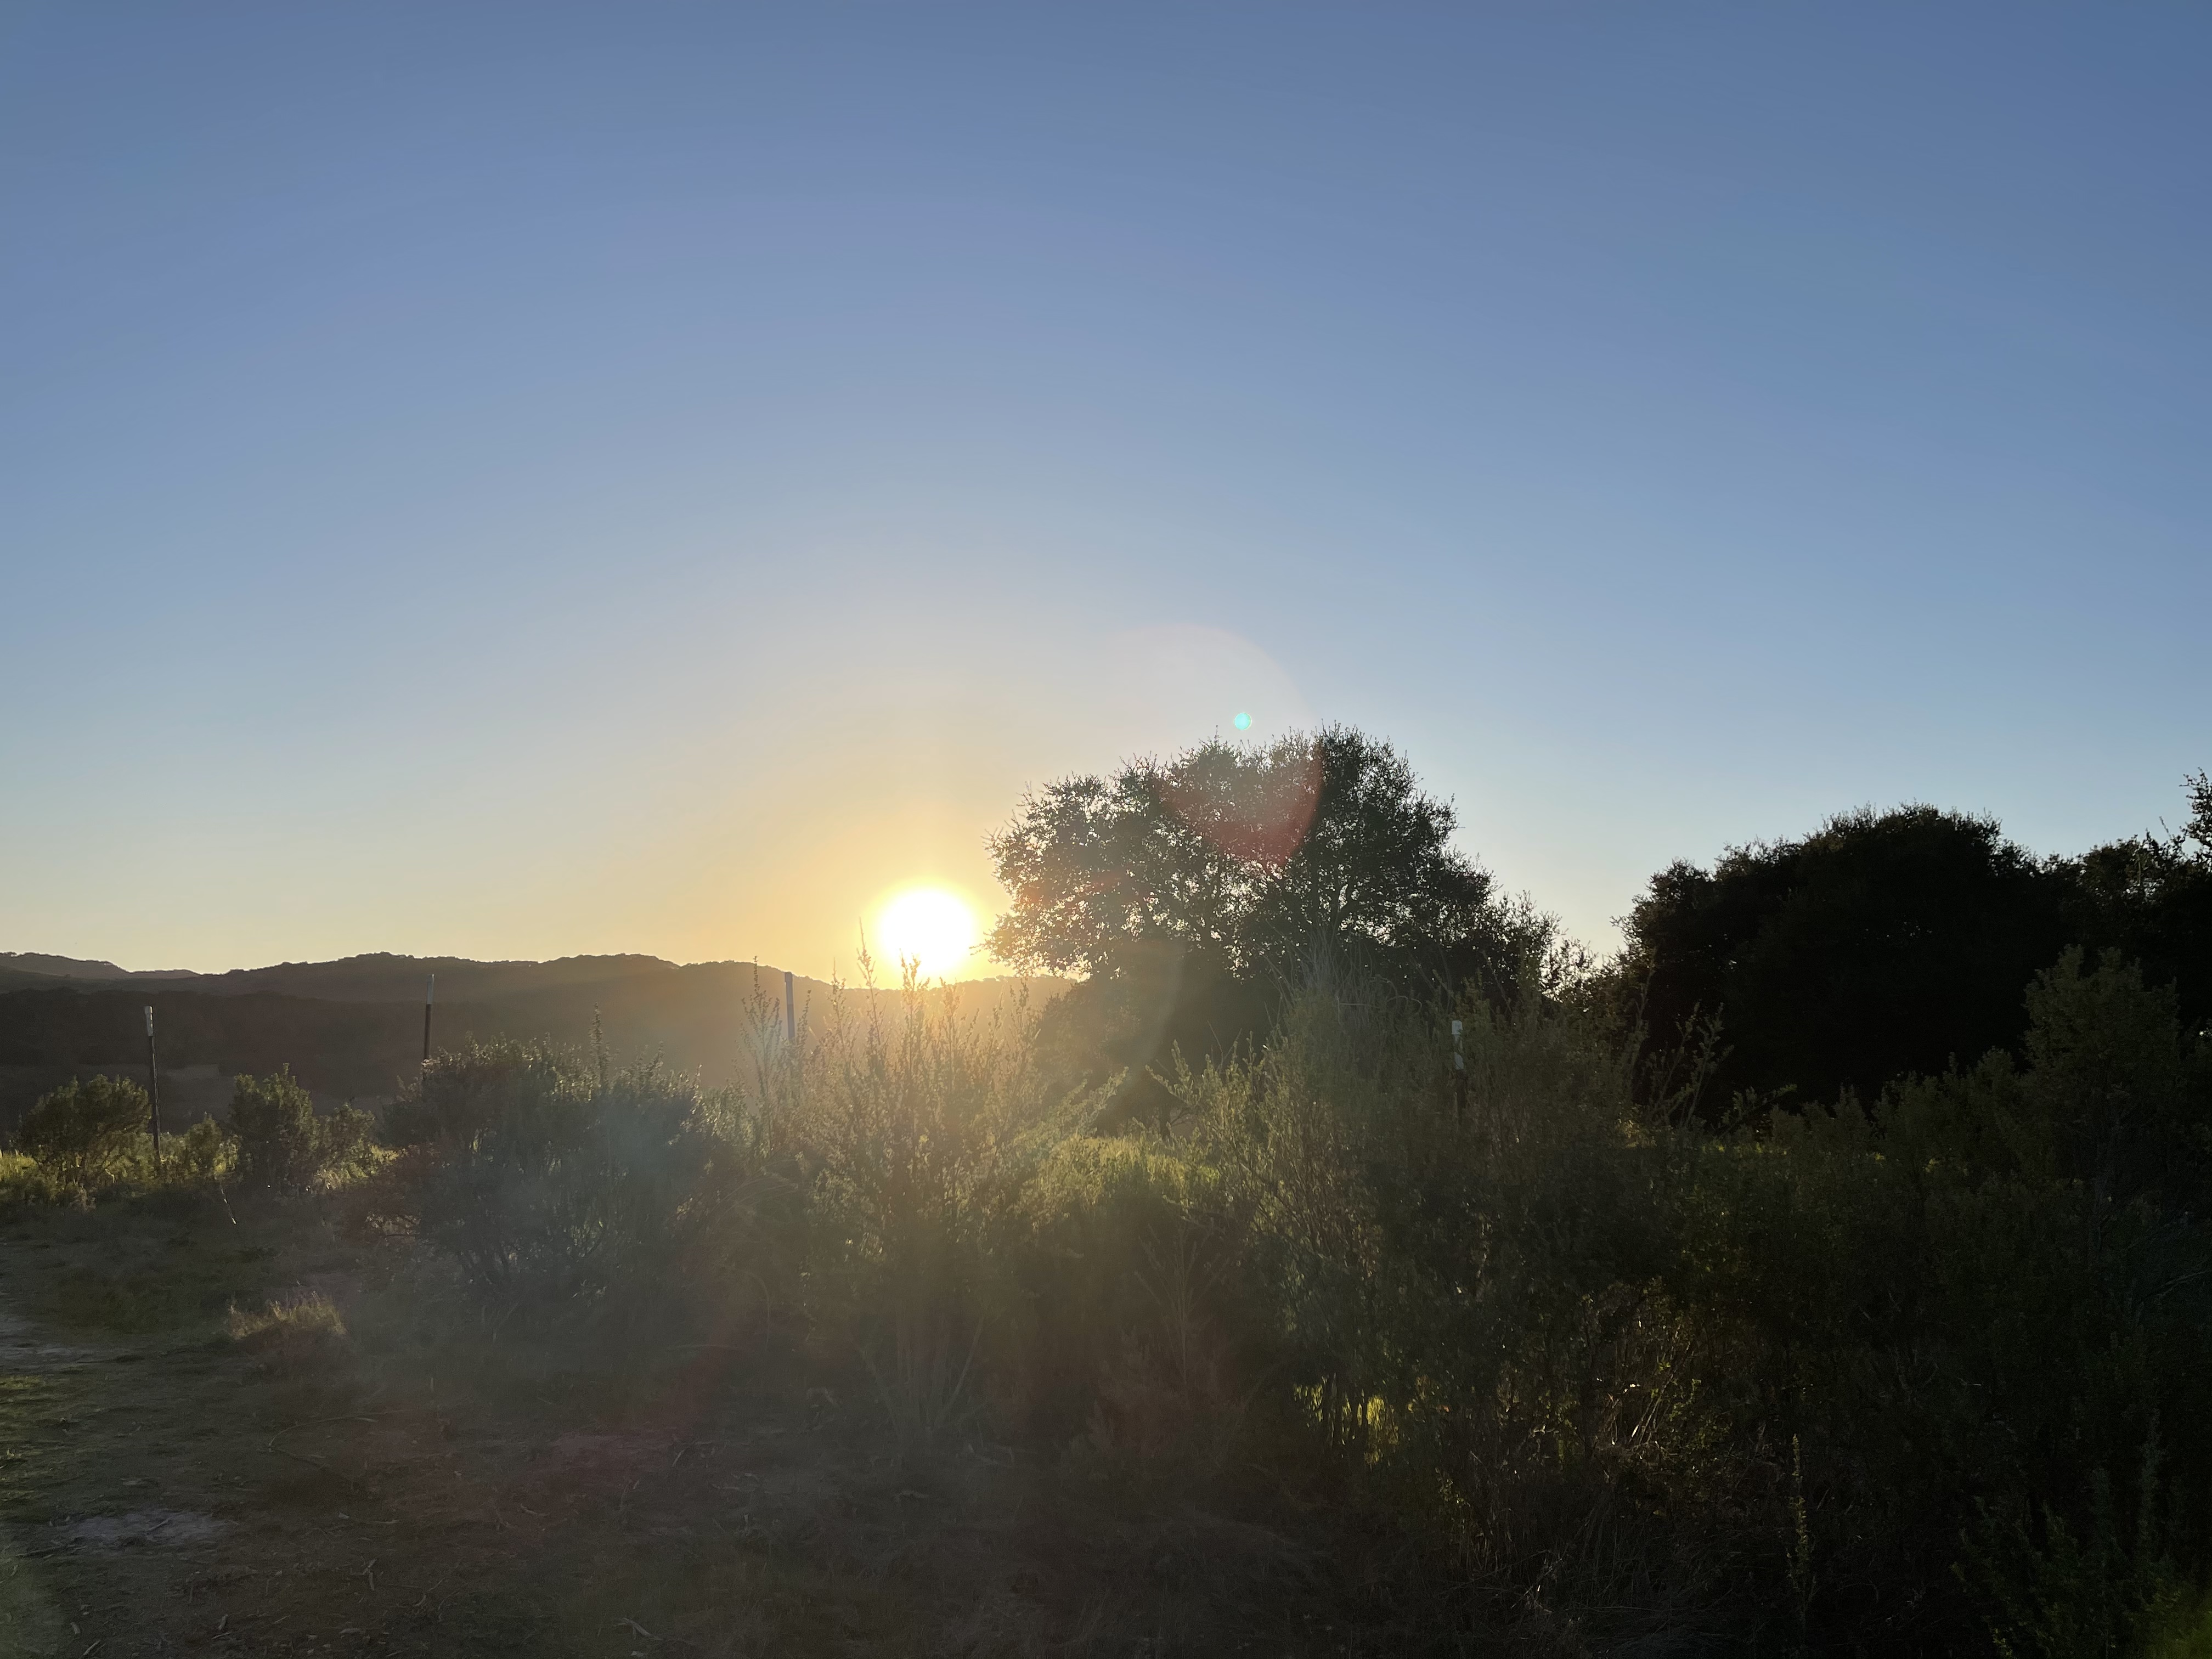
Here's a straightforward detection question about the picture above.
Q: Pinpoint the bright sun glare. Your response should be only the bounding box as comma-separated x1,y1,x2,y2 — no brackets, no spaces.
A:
874,886,980,979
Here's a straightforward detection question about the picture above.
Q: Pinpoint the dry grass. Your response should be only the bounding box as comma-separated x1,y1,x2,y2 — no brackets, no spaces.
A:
227,1290,349,1376
0,1189,1387,1659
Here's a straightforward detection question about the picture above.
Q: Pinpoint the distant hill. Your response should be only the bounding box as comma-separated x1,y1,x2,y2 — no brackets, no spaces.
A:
1,950,684,1001
0,952,198,982
0,951,1058,1135
159,952,684,1003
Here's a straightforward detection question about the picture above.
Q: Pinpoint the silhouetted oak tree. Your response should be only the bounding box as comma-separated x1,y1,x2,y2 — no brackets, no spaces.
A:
2067,770,2212,1037
988,728,1543,1116
1626,776,2212,1112
1624,805,2075,1108
987,726,1536,990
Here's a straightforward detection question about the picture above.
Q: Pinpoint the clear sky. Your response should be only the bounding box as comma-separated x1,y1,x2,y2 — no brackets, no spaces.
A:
2,4,2206,977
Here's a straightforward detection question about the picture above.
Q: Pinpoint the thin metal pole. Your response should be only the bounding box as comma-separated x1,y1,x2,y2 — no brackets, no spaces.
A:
421,973,436,1090
144,1005,163,1169
1451,1017,1467,1118
783,970,795,1046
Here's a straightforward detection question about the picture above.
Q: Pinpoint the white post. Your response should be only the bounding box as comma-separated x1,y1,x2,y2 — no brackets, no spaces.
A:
144,1005,163,1168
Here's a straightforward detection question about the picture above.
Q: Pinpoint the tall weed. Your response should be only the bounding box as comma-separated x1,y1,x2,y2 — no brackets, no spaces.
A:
754,967,1066,1449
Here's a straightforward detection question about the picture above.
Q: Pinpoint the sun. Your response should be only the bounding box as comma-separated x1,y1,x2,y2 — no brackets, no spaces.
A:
873,885,981,979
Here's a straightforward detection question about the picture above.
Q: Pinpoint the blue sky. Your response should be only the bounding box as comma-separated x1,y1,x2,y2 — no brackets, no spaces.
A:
2,4,2205,974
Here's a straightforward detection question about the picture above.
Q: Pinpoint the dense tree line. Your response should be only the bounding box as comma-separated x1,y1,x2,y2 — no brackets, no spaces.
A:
1623,772,2211,1113
992,735,2210,1129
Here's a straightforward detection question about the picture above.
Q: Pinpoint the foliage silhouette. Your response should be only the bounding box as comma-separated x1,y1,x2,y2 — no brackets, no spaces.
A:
989,726,1550,1116
988,725,1535,986
1622,804,2075,1108
2067,770,2212,1041
1623,776,2212,1114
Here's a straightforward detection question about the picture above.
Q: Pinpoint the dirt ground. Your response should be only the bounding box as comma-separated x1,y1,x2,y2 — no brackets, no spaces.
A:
0,1194,1361,1659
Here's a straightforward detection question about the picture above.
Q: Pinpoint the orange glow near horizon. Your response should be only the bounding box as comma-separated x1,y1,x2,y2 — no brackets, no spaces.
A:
872,885,983,980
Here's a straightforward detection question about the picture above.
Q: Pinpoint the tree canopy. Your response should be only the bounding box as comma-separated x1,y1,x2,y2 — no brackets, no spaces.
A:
1624,805,2075,1107
1623,777,2212,1110
986,726,1538,990
2066,770,2212,1036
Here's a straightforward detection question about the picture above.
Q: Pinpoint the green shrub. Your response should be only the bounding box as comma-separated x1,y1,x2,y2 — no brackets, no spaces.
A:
1177,965,1726,1638
1150,950,2212,1655
379,1037,762,1333
172,1114,234,1183
1016,1134,1245,1459
229,1066,372,1192
14,1075,150,1192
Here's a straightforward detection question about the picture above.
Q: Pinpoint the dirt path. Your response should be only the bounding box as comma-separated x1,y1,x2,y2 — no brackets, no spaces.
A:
0,1198,1341,1658
0,1296,102,1372
0,1261,246,1655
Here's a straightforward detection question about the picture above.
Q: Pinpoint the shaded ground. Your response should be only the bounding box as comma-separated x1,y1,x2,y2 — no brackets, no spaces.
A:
0,1195,1358,1658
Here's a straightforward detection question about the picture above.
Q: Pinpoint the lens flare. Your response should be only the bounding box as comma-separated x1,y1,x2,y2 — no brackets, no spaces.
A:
873,886,980,978
1234,710,1252,730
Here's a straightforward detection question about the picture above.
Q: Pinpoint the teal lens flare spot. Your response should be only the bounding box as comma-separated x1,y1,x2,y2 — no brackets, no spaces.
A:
1233,711,1252,731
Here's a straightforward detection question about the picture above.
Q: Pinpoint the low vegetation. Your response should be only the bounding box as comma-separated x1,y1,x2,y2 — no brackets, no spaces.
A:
12,1075,154,1194
230,1066,375,1193
3,740,2208,1656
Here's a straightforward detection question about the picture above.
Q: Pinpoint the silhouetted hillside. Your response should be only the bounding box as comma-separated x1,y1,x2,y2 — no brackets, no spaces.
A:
0,953,1054,1135
0,951,200,980
152,952,685,1002
0,952,201,994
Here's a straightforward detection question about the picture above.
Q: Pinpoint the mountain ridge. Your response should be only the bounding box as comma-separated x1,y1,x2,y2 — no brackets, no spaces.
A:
0,951,1058,1131
0,952,199,981
0,950,1032,1002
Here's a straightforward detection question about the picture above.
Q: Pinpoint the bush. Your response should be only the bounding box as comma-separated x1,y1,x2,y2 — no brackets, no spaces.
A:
1858,952,2212,1658
230,1066,373,1192
14,1075,150,1192
172,1114,234,1183
1153,951,2212,1655
377,1036,763,1335
1016,1133,1245,1462
1176,964,1722,1640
